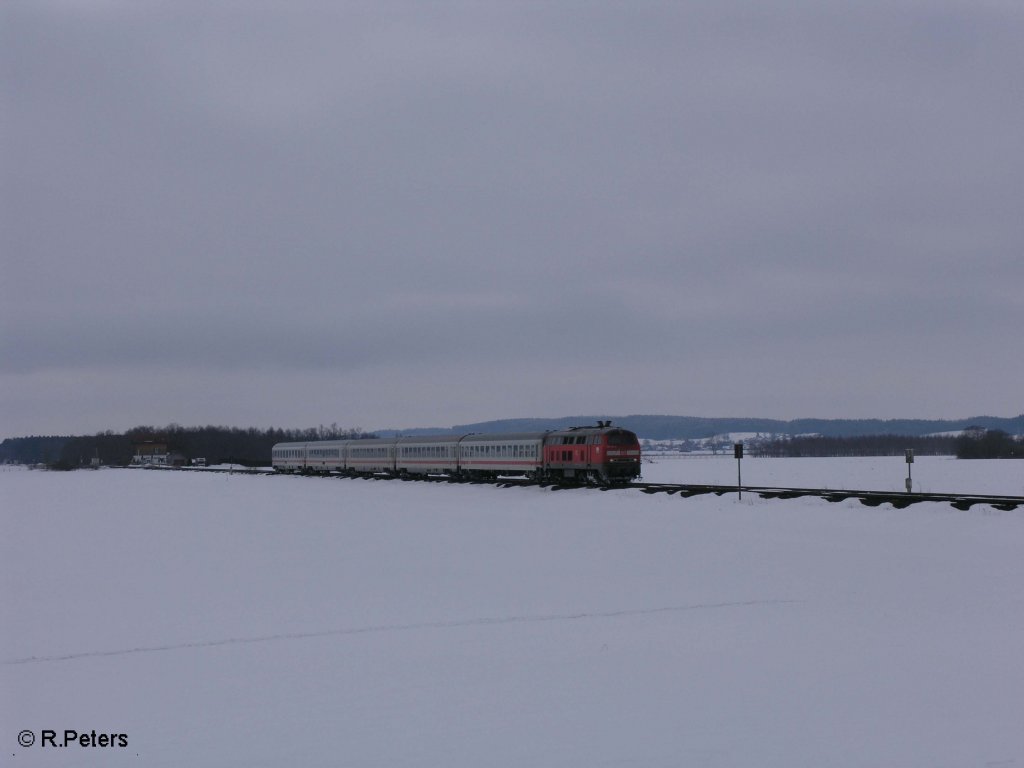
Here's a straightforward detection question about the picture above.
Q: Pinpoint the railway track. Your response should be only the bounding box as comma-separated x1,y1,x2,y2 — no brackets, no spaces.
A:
148,466,1024,511
627,482,1023,511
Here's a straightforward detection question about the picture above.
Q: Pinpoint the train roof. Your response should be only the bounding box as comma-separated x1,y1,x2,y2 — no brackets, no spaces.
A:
393,435,464,444
458,432,548,443
545,424,637,436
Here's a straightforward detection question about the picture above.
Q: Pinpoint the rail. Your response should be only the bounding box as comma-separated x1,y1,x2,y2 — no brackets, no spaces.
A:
627,482,1023,511
129,465,1024,511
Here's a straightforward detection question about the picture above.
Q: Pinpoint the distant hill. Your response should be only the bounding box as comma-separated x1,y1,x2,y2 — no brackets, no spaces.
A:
376,414,1024,440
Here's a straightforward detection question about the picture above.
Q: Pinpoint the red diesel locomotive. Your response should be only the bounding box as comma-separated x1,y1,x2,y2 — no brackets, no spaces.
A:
272,422,642,485
542,423,643,484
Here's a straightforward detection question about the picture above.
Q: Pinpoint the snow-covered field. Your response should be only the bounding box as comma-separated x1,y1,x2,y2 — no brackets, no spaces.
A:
641,454,1024,496
3,458,1023,767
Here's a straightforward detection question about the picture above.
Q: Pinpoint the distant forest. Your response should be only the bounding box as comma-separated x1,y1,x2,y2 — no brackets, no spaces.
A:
0,424,374,468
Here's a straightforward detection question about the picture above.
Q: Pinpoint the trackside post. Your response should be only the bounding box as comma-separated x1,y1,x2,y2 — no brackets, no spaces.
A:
734,442,744,499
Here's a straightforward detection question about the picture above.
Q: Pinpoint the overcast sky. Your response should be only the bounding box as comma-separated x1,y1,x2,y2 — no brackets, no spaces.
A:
2,1,1022,437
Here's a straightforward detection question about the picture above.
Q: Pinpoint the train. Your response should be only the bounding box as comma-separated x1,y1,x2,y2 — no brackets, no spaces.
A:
272,422,642,485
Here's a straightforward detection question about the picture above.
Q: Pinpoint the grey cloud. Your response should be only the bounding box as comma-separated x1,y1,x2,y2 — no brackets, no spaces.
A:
3,0,1022,435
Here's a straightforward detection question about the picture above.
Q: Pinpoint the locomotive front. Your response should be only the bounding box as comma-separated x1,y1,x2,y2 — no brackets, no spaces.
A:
596,427,642,483
543,423,642,484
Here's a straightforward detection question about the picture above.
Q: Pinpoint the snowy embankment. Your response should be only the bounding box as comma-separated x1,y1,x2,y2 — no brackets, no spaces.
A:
3,460,1023,767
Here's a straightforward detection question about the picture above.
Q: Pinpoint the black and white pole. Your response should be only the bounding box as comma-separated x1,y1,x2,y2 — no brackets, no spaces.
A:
905,448,914,493
734,442,744,499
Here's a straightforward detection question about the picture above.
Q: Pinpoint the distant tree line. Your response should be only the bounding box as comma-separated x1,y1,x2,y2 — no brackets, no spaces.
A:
751,429,1022,459
752,434,959,458
0,435,72,465
954,428,1022,459
0,424,375,469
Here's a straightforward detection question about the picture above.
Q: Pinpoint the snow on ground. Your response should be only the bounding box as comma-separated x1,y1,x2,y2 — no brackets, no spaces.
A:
642,453,1024,496
2,460,1023,767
